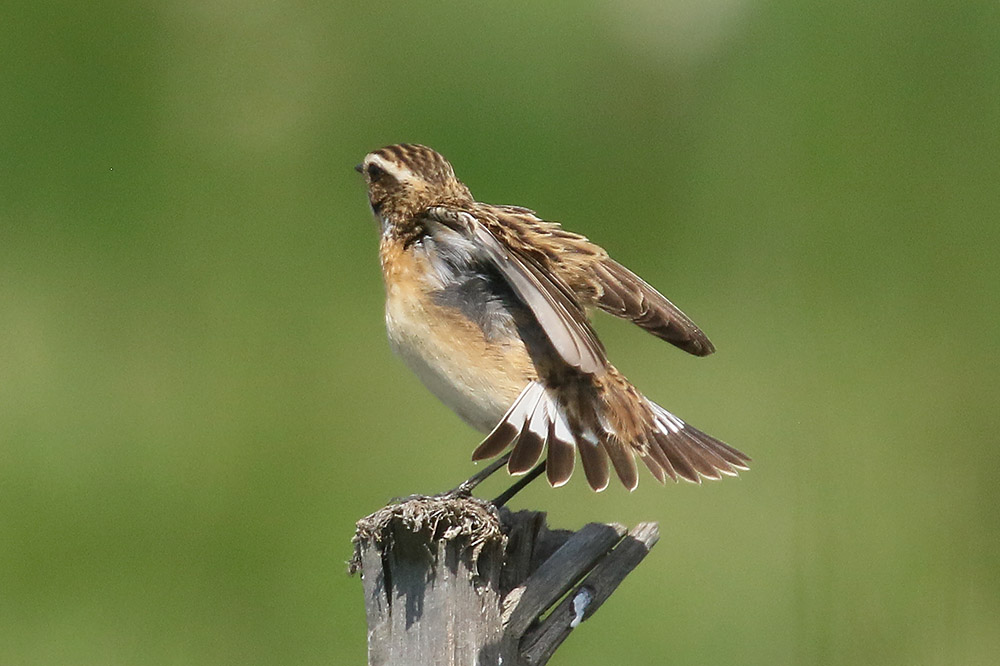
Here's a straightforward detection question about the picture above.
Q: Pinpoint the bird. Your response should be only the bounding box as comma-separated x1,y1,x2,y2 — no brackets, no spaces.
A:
356,143,749,492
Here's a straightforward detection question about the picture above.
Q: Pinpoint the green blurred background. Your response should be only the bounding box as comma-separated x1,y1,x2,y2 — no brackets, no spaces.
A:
2,1,998,664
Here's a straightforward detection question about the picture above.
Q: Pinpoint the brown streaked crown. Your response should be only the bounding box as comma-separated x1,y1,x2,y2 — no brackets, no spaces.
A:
358,144,472,223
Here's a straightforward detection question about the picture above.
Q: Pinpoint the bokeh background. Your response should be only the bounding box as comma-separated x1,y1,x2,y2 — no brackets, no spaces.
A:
3,1,998,664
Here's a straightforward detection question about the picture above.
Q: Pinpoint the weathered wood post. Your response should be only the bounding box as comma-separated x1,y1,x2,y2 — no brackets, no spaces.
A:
351,494,659,665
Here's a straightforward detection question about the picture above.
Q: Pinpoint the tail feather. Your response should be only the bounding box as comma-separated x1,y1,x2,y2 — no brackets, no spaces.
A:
545,427,575,487
508,389,547,474
545,405,576,487
576,429,611,491
603,436,639,491
651,430,702,483
472,383,538,461
648,400,750,481
470,380,749,491
645,437,679,482
683,429,740,477
674,431,723,481
638,447,667,484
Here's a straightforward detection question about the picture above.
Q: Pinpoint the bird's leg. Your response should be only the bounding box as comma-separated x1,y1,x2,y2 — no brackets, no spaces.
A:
442,452,513,497
491,461,547,507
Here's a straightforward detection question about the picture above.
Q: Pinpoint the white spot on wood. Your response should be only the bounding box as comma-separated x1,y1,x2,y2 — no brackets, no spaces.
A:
570,587,593,628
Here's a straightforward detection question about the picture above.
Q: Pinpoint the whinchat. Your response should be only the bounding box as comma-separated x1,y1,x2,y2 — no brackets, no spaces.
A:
357,144,749,491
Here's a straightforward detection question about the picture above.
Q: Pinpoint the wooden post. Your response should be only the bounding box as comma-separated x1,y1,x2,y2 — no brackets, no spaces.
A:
351,494,659,666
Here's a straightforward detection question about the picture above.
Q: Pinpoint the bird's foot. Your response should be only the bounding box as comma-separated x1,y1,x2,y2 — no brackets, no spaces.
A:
437,453,512,499
432,485,473,501
491,461,546,507
426,454,547,506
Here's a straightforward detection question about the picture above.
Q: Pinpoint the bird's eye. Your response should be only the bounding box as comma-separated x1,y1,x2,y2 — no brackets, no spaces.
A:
367,164,385,182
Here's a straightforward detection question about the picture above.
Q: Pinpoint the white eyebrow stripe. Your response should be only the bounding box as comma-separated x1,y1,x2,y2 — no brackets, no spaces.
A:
367,153,417,182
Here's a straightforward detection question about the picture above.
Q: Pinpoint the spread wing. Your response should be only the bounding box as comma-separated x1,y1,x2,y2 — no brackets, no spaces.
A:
483,204,715,357
590,258,715,356
423,205,607,375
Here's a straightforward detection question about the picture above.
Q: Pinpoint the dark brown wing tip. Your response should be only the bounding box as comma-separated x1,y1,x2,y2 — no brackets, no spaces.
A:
685,336,716,357
642,313,716,356
641,323,716,357
595,259,717,357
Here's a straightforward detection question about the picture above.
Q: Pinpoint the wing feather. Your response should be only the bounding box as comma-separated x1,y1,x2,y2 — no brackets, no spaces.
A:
425,206,607,374
593,259,715,356
471,205,715,357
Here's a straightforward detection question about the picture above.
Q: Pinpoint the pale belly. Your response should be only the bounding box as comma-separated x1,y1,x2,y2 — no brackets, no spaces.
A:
384,285,533,433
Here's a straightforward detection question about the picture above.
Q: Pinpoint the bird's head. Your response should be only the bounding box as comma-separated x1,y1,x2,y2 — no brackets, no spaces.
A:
356,144,472,227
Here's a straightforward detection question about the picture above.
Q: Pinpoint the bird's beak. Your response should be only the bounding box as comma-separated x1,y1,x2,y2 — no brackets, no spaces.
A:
354,163,364,174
